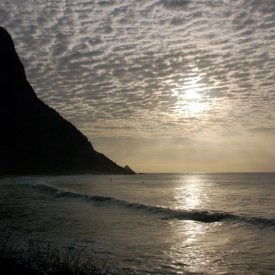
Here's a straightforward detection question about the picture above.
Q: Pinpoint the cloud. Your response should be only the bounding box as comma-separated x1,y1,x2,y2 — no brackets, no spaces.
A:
249,128,275,135
0,0,274,147
161,0,190,9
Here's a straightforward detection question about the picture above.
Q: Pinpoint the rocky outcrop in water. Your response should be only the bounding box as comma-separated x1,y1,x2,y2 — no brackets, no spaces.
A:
0,26,134,175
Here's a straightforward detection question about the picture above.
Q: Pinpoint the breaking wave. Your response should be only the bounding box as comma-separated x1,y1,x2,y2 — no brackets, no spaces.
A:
20,181,275,227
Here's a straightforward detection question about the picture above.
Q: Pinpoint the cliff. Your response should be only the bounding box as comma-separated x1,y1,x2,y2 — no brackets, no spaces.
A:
0,26,134,175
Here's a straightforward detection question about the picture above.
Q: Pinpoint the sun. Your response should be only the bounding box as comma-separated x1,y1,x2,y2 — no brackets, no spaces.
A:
172,74,209,117
185,90,201,100
188,100,208,114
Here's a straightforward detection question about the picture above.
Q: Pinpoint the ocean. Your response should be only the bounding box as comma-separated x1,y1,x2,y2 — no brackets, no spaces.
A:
1,173,275,274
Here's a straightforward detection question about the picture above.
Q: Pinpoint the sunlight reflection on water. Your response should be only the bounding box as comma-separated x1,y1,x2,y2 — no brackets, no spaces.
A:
169,174,215,272
166,220,224,274
174,174,205,210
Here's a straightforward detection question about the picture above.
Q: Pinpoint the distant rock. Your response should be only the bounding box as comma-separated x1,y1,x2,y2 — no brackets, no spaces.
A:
124,165,136,174
0,26,135,175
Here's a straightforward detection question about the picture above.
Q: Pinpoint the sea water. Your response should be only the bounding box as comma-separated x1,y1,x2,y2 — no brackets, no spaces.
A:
1,173,275,274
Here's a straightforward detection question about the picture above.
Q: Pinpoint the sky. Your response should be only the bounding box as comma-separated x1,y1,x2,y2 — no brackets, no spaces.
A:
1,0,275,173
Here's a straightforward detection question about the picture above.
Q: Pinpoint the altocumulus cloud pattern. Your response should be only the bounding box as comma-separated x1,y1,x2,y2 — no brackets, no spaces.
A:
1,0,275,171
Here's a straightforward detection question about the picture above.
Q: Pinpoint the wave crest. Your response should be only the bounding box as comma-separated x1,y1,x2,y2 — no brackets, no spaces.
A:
23,181,275,227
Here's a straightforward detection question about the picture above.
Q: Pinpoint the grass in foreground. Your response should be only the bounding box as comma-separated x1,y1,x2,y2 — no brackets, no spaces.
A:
0,237,113,275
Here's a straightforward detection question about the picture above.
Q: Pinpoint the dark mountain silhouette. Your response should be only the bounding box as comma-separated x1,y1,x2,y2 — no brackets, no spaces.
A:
124,165,135,174
0,26,134,175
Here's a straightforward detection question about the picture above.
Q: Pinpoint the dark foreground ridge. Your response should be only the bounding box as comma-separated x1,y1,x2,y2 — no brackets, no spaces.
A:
0,27,134,175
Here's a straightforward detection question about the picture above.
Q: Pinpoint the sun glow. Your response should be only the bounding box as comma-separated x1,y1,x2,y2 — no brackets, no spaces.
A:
172,73,210,117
